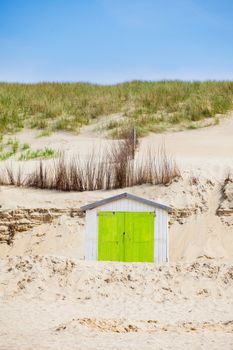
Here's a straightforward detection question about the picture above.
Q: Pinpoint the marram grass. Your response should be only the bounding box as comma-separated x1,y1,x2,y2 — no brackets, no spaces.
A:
0,80,233,137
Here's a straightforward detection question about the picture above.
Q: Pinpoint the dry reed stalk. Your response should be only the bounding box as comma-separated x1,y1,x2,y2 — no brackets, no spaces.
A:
0,168,7,185
0,137,180,191
26,161,49,189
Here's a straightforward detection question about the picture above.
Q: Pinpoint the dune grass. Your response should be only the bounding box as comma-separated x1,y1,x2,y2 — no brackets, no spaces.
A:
0,136,58,161
18,147,59,161
0,138,20,160
0,80,233,138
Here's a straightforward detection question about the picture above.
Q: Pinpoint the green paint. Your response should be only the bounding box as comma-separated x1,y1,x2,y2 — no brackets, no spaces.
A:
98,212,125,262
98,211,154,262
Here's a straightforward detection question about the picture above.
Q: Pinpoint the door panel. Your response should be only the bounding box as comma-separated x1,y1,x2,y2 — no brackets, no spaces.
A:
98,211,154,262
98,212,124,261
124,212,154,262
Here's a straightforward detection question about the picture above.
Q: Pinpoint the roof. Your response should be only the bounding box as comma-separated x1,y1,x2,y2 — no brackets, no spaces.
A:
80,192,172,212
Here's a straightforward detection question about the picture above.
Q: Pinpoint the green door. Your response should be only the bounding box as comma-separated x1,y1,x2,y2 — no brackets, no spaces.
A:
98,212,125,262
98,211,154,262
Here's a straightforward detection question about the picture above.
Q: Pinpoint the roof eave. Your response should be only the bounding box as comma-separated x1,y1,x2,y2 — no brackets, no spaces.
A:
80,192,172,213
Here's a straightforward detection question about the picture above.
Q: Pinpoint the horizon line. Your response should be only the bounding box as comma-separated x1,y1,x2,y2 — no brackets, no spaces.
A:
1,78,233,86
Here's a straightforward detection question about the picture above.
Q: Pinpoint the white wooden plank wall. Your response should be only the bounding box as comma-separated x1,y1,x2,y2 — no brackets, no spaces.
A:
85,210,98,260
99,198,154,212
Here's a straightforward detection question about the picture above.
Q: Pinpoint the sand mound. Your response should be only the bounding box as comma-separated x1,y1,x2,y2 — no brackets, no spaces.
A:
0,256,233,349
1,255,233,301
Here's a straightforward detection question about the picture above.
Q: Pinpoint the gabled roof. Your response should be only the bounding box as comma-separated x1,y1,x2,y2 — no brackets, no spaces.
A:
80,192,172,212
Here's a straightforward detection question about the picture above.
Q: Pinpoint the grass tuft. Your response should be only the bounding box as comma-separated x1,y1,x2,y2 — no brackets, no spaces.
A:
0,137,20,160
19,147,59,161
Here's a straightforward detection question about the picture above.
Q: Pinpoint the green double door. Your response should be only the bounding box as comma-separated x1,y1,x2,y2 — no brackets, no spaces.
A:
98,211,154,262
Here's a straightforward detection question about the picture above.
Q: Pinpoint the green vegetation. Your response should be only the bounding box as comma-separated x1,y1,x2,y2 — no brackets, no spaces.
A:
0,151,14,161
36,129,52,138
0,81,233,137
0,138,20,160
19,147,59,161
0,137,57,161
7,138,20,153
21,143,30,150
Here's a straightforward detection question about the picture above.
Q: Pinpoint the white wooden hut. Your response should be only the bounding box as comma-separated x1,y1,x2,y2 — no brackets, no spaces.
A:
80,192,172,264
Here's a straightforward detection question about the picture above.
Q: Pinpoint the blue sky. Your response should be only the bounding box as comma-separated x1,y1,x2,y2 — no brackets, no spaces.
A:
1,0,233,83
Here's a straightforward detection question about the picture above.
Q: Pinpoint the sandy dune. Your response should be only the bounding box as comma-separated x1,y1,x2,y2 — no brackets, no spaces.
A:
1,116,233,349
142,113,233,175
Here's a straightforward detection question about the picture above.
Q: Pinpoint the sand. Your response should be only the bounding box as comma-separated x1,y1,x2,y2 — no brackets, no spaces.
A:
0,256,233,349
1,115,233,349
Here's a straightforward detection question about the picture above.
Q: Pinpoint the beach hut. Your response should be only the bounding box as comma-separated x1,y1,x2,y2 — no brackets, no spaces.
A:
80,193,172,264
